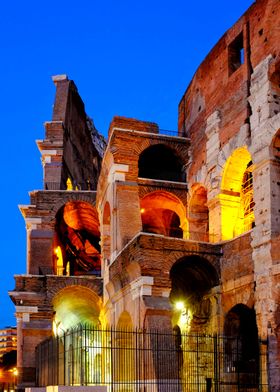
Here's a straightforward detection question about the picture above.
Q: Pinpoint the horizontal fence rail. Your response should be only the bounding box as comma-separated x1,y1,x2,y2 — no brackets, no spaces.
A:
36,325,268,392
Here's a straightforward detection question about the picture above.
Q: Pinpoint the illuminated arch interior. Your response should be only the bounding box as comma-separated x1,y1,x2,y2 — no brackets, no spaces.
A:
54,201,101,276
188,185,209,241
116,312,134,382
140,191,187,238
138,144,185,182
170,256,219,332
117,311,133,329
53,286,101,334
220,148,254,239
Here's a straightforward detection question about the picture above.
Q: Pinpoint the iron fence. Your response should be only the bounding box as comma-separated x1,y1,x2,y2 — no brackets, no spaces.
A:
36,325,268,392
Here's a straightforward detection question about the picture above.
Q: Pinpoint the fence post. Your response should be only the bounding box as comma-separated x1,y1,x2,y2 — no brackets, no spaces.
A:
213,334,219,392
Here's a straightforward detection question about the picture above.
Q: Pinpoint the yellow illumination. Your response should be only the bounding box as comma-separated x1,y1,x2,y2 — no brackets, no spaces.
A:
178,309,192,331
175,301,185,311
55,246,64,276
66,261,70,276
140,208,145,214
220,148,254,240
66,177,73,190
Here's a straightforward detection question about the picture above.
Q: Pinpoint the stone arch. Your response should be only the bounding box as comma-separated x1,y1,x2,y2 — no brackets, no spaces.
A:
138,144,186,182
220,147,254,239
138,185,188,207
224,304,259,380
52,285,101,334
117,311,133,329
53,201,101,276
140,191,188,238
188,184,209,241
132,137,189,166
115,311,134,383
48,192,97,225
170,255,219,333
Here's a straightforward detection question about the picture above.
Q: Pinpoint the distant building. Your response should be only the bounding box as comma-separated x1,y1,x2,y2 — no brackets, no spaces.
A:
8,0,280,391
0,327,17,358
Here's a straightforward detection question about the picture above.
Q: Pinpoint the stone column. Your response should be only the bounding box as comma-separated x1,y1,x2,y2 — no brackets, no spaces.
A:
205,111,223,242
249,54,280,391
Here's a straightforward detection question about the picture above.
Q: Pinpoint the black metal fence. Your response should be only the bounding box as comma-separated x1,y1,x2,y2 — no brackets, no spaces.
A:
36,325,268,391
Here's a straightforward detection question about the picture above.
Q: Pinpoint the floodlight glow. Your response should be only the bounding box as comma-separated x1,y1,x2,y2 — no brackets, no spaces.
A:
175,301,185,311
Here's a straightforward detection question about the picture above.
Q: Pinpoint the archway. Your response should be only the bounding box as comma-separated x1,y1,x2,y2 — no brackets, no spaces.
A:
170,256,219,333
115,312,134,384
52,285,101,334
224,304,259,383
138,144,185,182
188,184,209,241
54,201,101,276
140,191,187,238
52,286,102,385
220,147,254,239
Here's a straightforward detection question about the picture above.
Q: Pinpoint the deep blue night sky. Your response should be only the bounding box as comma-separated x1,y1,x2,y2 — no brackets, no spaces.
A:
0,0,254,326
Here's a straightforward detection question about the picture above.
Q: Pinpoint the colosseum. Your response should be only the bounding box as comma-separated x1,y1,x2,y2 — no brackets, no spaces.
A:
9,0,280,391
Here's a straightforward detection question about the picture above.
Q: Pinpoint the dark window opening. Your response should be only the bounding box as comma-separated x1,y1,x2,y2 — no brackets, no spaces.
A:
138,144,185,182
224,304,259,385
228,32,244,75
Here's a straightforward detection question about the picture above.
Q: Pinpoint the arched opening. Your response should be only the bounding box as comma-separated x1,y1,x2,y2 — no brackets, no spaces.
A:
54,201,101,276
52,286,102,385
52,286,101,334
138,144,185,182
115,312,134,384
220,147,255,240
140,191,187,238
170,256,219,333
188,185,209,241
102,202,111,263
224,304,259,383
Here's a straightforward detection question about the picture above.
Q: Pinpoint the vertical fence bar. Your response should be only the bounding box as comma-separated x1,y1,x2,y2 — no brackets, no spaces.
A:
214,334,219,392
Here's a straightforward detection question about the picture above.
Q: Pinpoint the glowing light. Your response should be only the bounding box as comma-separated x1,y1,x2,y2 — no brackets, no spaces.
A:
54,246,64,276
220,148,254,240
66,177,73,190
13,368,18,376
140,208,145,214
175,301,185,311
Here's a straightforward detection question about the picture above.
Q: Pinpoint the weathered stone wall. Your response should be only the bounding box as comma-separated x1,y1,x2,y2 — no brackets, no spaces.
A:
220,233,255,323
176,1,280,389
38,75,106,191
